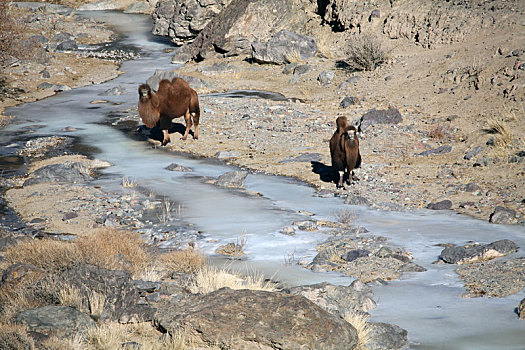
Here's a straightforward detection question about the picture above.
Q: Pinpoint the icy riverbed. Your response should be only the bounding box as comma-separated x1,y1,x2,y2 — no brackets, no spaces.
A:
2,10,525,349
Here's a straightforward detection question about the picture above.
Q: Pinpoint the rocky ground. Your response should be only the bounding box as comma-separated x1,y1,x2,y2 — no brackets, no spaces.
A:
1,0,525,348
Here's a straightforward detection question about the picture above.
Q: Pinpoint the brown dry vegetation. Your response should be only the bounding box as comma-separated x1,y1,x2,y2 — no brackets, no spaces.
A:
160,247,206,274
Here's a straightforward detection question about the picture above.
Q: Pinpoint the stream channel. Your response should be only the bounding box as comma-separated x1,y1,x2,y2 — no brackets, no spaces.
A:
1,10,525,350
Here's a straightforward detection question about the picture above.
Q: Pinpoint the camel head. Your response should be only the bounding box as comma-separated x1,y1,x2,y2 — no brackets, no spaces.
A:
336,116,348,132
138,84,152,103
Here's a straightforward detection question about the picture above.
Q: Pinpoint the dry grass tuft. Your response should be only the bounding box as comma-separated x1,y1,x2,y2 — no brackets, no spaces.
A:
121,176,136,188
188,266,276,294
0,323,35,350
84,322,188,350
344,312,372,350
485,117,513,148
3,240,82,271
87,291,105,323
284,48,303,64
58,284,84,310
76,229,152,278
40,334,83,350
160,247,206,274
343,33,387,71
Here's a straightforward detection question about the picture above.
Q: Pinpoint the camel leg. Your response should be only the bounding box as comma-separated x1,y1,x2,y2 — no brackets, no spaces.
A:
192,111,200,140
337,171,346,189
182,109,192,140
162,129,170,146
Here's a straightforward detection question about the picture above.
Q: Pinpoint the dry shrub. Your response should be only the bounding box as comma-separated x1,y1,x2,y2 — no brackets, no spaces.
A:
3,240,82,271
76,229,152,278
343,33,387,71
284,48,303,63
333,208,356,226
189,266,276,294
0,323,35,350
428,123,449,141
343,312,371,350
160,247,206,274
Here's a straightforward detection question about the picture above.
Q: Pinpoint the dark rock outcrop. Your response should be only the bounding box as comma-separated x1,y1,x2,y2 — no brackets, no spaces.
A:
170,0,314,62
155,288,358,350
23,162,93,186
489,206,517,224
57,264,156,323
426,199,452,210
417,145,452,157
16,305,96,338
439,239,518,264
286,281,376,317
215,171,248,188
359,107,402,131
251,30,318,65
366,322,408,350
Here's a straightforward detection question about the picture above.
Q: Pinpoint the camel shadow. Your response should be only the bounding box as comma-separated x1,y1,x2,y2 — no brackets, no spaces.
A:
148,122,195,143
311,161,336,183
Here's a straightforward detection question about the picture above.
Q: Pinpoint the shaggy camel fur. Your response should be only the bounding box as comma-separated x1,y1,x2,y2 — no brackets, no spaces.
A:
138,77,200,145
330,116,361,188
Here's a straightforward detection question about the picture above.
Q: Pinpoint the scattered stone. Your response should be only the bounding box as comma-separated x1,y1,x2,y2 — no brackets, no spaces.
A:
294,220,318,231
457,257,525,297
215,242,246,258
62,212,78,221
417,145,452,157
40,69,50,79
155,288,358,350
464,146,483,160
279,153,323,163
426,199,452,210
342,249,370,262
439,239,518,264
215,171,248,188
215,150,240,159
23,162,93,186
489,206,516,224
131,280,162,295
318,70,335,85
359,107,403,131
366,322,408,350
16,305,96,338
286,281,376,317
251,30,318,65
345,195,370,206
280,226,296,235
465,182,482,192
56,40,78,51
100,86,126,96
165,163,192,172
518,298,525,319
340,96,360,108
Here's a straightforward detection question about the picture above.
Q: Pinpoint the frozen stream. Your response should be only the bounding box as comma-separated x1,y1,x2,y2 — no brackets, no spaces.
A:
2,10,525,349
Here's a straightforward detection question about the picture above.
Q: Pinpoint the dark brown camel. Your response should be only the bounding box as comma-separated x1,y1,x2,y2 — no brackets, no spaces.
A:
138,77,200,145
329,116,361,188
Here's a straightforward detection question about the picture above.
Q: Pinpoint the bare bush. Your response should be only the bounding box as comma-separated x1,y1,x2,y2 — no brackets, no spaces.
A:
189,266,276,294
343,312,371,350
160,247,206,274
343,33,387,71
0,0,38,68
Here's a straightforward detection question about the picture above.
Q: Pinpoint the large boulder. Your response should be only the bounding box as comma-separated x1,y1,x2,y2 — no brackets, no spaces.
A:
152,0,232,46
170,0,315,62
358,107,403,131
251,30,318,65
155,288,358,349
366,322,408,350
439,239,518,264
286,281,376,317
16,305,96,338
23,162,93,186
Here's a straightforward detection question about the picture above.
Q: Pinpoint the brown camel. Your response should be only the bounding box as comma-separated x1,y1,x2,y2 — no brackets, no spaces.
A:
138,77,200,145
329,116,361,188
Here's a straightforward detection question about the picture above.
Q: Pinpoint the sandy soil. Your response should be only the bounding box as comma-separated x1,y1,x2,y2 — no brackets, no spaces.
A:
1,1,523,229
